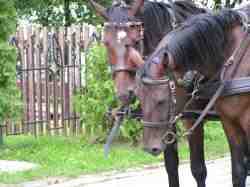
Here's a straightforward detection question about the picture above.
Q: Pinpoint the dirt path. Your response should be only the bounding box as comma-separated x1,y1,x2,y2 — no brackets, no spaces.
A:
41,157,249,187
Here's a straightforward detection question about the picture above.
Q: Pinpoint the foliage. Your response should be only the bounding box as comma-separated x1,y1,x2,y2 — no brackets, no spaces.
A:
14,0,245,27
15,0,112,26
74,43,142,143
74,43,115,141
0,0,21,123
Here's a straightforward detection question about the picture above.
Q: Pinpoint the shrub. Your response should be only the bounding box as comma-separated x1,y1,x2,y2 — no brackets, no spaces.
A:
74,43,142,144
0,0,21,123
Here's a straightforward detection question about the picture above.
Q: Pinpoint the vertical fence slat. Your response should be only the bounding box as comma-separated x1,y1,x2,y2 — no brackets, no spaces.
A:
58,27,66,136
35,27,43,135
43,27,51,136
75,25,81,135
67,27,73,136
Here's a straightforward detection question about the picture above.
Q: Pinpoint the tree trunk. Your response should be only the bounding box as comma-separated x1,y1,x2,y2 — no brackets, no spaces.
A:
65,0,70,27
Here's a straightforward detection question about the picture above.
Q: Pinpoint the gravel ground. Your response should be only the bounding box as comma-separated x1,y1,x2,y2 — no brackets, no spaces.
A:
0,160,37,173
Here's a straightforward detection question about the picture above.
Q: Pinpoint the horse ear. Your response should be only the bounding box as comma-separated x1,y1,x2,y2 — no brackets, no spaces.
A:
129,0,144,16
89,0,109,20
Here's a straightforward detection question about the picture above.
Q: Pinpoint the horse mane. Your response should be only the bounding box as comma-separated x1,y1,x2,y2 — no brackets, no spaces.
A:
166,10,242,73
143,0,206,57
141,9,243,79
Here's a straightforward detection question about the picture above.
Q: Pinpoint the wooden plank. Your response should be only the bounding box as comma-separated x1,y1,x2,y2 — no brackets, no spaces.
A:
43,27,51,136
83,25,90,88
75,25,81,135
53,28,59,135
68,27,73,136
35,26,44,135
30,26,36,136
72,25,77,136
59,27,66,136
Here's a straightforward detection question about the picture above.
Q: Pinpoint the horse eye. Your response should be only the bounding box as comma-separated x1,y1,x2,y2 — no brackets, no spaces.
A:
157,99,166,106
125,44,130,48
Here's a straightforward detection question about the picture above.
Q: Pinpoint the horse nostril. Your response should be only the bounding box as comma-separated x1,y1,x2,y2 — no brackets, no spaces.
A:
152,148,161,155
144,147,162,156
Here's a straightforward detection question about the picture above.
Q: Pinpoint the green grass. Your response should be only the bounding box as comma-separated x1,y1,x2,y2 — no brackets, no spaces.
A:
204,121,229,159
0,136,161,183
0,121,229,184
178,121,229,161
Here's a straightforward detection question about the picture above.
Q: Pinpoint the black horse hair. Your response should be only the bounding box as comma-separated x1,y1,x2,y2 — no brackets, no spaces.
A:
142,9,242,78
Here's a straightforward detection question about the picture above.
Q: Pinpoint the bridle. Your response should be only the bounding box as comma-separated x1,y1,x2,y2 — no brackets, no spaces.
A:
136,58,181,145
142,78,179,145
104,21,144,76
107,0,179,76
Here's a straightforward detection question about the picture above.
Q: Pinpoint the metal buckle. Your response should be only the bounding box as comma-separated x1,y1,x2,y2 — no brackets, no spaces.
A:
162,130,177,145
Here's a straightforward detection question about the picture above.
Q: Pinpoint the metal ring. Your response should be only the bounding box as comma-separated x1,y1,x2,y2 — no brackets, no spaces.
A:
162,130,177,145
169,81,176,90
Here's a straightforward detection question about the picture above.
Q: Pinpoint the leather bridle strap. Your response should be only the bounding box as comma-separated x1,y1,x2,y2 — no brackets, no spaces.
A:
142,120,170,128
110,64,137,74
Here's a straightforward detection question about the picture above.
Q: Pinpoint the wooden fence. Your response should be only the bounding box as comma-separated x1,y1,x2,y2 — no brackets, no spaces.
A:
1,24,97,136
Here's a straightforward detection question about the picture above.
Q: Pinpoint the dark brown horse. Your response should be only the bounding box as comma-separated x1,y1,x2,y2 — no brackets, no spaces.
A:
91,1,207,187
90,0,206,105
136,9,250,187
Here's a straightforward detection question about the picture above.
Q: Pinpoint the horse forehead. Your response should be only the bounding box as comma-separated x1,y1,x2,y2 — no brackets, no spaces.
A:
107,7,131,22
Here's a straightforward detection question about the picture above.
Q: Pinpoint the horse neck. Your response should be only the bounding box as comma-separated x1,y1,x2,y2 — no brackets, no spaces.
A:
223,26,250,80
173,2,206,24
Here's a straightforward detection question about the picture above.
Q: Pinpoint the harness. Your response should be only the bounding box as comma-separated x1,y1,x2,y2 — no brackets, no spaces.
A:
139,14,250,145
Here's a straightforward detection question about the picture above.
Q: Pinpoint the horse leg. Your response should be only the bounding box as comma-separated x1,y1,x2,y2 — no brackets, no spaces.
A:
164,141,180,187
184,119,207,187
239,106,250,176
221,118,247,187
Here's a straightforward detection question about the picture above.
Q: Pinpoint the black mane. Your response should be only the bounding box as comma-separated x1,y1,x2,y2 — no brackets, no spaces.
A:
167,10,242,73
105,1,206,58
143,0,206,57
142,10,242,78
